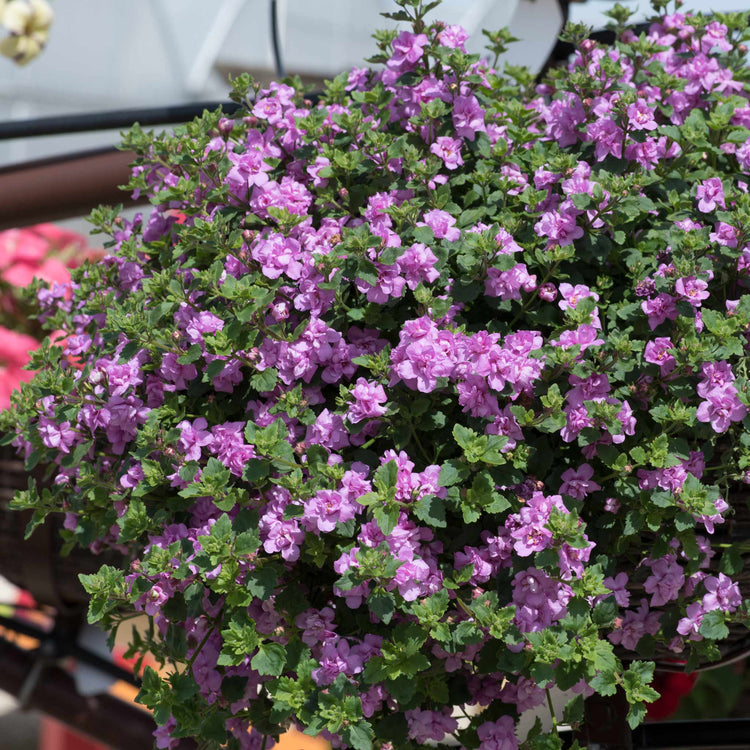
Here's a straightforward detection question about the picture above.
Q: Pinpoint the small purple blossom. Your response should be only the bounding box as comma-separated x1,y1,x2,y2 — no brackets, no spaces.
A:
696,177,726,212
430,136,464,170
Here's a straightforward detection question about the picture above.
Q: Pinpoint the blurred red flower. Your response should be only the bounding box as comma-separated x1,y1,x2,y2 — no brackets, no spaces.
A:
0,223,100,409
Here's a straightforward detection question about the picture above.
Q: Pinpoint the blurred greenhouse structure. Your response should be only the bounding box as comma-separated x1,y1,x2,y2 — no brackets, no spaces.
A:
0,0,566,165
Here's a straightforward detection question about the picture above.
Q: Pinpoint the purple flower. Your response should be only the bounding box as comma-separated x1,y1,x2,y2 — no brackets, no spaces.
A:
176,417,214,461
185,311,224,345
537,282,557,302
627,99,658,131
485,263,537,301
158,352,198,391
494,228,523,255
609,599,661,650
38,417,77,454
250,233,304,281
677,601,705,641
294,607,337,647
696,177,726,212
252,96,284,125
644,337,676,376
697,360,735,397
674,276,709,307
541,93,585,147
702,573,741,613
397,242,440,288
512,566,572,632
641,293,678,330
558,282,600,312
477,716,518,750
710,221,738,247
455,546,494,584
437,25,469,50
452,94,486,141
550,324,604,352
696,384,747,433
560,463,601,500
393,554,432,601
430,136,464,170
387,31,428,72
105,395,150,454
225,150,273,199
391,328,456,393
138,582,172,616
311,639,363,685
418,209,460,241
303,489,358,534
534,201,584,246
405,709,459,744
348,378,388,423
604,572,631,607
305,408,350,450
644,555,685,607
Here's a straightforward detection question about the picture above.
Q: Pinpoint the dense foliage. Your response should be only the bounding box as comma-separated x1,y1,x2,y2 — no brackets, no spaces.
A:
5,1,750,747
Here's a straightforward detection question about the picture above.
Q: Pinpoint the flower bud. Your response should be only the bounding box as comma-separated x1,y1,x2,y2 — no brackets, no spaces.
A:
537,282,557,302
217,118,234,137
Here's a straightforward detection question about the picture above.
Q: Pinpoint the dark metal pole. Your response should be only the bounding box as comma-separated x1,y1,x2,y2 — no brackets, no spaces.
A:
0,101,241,141
270,0,286,79
633,719,750,749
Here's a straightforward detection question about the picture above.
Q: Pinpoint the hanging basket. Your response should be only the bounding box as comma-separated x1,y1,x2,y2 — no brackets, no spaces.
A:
616,484,750,672
0,446,120,612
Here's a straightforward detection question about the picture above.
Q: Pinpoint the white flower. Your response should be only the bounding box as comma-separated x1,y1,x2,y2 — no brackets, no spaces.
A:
0,0,54,65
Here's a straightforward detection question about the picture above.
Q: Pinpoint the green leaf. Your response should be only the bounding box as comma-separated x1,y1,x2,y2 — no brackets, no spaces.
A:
242,459,270,484
626,701,648,730
177,344,203,364
235,530,260,555
699,609,729,640
438,459,469,487
219,617,259,666
246,566,278,599
251,368,278,392
413,494,446,528
373,504,400,536
368,591,396,624
344,724,374,750
452,424,478,450
251,642,286,676
374,460,398,491
117,498,150,542
590,670,618,697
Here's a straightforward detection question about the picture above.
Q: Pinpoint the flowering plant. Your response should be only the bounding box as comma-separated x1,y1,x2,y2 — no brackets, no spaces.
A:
4,0,750,747
0,223,95,408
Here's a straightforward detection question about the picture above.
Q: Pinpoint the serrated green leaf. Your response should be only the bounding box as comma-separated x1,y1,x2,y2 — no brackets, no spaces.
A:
251,642,286,676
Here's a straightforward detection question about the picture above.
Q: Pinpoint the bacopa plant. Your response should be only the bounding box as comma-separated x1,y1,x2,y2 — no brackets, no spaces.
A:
5,0,750,747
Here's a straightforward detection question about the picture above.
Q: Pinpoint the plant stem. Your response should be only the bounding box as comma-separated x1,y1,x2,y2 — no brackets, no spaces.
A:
546,687,561,738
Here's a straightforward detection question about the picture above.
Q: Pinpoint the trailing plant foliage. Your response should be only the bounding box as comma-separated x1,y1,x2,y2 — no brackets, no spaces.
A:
4,0,750,747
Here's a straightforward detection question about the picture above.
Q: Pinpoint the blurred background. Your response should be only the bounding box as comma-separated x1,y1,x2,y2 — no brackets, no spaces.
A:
2,1,750,748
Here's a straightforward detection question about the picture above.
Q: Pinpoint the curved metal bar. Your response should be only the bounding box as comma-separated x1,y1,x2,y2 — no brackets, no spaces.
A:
270,0,287,79
0,101,241,141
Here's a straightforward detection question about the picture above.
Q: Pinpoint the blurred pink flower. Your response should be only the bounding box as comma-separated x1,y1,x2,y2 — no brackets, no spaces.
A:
0,326,40,409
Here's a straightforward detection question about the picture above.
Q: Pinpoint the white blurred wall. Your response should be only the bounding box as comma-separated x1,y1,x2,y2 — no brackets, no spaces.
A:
0,0,563,165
